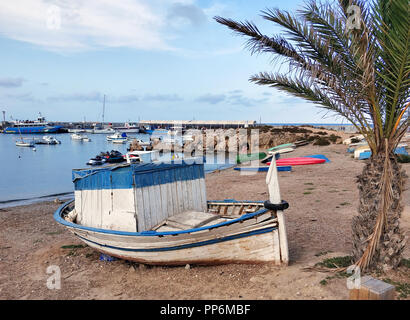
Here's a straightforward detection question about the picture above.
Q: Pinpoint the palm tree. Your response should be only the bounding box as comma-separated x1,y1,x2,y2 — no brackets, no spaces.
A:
215,0,409,272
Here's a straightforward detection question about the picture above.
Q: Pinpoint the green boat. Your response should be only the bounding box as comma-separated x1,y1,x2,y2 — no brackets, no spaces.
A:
236,152,267,164
267,143,296,152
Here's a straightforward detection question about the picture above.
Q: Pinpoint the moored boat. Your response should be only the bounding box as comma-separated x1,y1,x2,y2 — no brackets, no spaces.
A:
4,113,62,134
105,150,126,163
107,132,127,142
71,133,85,140
35,136,61,145
16,139,35,147
124,150,160,163
112,139,127,144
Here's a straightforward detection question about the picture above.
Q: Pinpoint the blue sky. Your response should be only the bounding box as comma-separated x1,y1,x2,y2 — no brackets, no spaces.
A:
0,0,345,124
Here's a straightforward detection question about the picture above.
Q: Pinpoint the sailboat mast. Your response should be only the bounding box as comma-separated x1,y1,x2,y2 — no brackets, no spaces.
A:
102,94,106,127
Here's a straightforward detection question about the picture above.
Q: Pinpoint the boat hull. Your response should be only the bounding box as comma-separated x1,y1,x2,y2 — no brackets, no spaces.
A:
267,157,326,166
234,166,291,172
4,125,62,134
55,200,282,265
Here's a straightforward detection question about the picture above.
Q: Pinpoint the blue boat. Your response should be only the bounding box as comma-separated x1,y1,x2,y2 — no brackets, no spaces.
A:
358,147,408,160
234,166,292,172
3,114,62,134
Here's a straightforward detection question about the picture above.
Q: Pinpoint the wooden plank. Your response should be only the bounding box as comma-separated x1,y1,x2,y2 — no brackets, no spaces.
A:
199,178,207,211
141,187,152,231
170,181,179,216
158,184,168,224
74,219,278,251
167,211,220,229
74,216,278,249
165,181,174,219
80,229,282,265
266,159,289,265
156,225,183,232
134,187,146,231
176,179,184,213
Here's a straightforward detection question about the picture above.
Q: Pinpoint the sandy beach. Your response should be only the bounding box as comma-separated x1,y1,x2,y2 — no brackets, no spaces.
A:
1,141,409,300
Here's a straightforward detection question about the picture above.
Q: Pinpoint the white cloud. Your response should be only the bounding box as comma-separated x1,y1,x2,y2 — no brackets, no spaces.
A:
0,0,172,51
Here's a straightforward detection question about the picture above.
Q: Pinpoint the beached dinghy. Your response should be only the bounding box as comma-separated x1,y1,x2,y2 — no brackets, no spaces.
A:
267,143,296,152
54,159,289,265
236,152,267,164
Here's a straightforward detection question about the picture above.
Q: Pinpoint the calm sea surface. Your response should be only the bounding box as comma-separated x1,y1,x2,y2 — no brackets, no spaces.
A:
0,132,235,208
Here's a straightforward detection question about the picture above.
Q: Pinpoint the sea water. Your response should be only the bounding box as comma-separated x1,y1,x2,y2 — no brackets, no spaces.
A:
0,133,235,208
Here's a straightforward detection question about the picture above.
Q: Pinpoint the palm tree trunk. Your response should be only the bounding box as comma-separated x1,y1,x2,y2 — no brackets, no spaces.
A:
352,154,407,271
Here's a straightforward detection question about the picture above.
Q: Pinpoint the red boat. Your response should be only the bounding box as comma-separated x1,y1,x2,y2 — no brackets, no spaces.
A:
266,157,326,166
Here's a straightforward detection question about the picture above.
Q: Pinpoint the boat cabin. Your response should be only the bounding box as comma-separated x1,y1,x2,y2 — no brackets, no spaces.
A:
72,159,207,232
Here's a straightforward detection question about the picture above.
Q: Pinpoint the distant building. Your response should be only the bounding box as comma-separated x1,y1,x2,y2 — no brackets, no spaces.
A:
139,120,256,129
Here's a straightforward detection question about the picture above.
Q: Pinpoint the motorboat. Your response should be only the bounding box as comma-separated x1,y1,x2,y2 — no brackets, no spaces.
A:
112,139,127,144
105,150,126,163
71,133,85,140
113,123,140,133
124,150,160,163
92,128,115,134
86,155,106,166
107,132,128,142
36,136,61,145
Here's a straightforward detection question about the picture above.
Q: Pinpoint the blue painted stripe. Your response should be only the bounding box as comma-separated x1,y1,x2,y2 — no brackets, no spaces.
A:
72,160,205,190
234,166,292,172
4,126,62,133
54,200,269,237
75,227,276,252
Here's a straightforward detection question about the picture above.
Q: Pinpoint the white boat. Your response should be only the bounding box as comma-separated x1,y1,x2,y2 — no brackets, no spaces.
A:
354,145,371,159
71,133,90,141
343,135,365,145
114,123,140,133
135,139,151,147
71,133,84,140
16,139,35,147
36,136,61,145
68,129,86,133
92,128,115,134
107,132,127,142
112,139,127,144
124,150,160,163
54,159,290,266
268,147,295,155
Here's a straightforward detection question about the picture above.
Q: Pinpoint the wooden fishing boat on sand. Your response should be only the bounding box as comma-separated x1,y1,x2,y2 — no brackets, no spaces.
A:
54,159,290,265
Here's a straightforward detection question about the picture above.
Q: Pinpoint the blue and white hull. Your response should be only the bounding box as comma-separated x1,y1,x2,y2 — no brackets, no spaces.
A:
4,125,62,134
55,199,280,265
53,160,288,265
